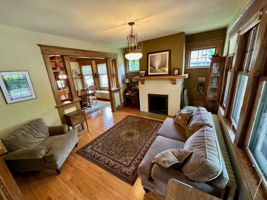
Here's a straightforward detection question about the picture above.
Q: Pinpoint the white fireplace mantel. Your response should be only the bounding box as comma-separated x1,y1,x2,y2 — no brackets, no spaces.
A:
134,75,188,116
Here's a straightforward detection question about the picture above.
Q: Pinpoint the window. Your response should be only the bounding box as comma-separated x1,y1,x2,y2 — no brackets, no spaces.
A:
189,48,216,68
127,60,140,72
248,80,267,185
230,74,248,128
82,65,94,87
97,63,108,88
223,71,232,107
226,26,258,129
243,26,258,72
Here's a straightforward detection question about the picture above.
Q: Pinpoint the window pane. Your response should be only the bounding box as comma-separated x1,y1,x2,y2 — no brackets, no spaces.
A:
249,82,267,183
189,48,215,68
223,71,232,107
100,75,108,88
84,75,94,87
97,63,107,74
82,65,92,75
231,74,248,128
128,60,140,71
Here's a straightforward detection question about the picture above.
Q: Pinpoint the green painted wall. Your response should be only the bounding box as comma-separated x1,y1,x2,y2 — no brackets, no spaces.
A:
185,28,227,106
139,32,186,75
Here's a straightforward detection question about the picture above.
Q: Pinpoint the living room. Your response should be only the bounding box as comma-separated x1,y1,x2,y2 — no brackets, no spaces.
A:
0,0,267,200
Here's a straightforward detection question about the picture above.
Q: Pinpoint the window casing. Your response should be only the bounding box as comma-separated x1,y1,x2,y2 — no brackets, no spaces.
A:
230,74,248,128
225,25,258,130
223,71,232,107
81,65,94,88
127,60,140,72
188,48,216,68
247,79,267,186
97,63,108,88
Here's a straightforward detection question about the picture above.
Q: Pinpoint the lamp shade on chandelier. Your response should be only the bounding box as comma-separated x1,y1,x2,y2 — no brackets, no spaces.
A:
125,22,143,61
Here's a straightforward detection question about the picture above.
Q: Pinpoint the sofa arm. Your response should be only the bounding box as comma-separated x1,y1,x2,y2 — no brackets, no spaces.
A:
166,179,221,200
4,146,48,160
48,125,69,136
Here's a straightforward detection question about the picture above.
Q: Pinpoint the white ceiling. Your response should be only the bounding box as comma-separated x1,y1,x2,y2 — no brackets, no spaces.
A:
0,0,247,48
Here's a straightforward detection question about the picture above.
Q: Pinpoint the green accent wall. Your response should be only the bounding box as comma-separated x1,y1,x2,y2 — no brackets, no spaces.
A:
185,28,227,106
139,32,186,75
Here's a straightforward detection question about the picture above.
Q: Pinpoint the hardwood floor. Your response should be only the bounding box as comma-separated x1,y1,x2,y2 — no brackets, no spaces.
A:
14,106,164,200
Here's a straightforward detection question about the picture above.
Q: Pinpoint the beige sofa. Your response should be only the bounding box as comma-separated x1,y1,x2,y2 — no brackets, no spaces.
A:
138,107,236,200
1,119,78,174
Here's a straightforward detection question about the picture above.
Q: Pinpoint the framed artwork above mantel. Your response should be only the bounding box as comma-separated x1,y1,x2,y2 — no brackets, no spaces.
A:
0,71,36,104
147,49,171,76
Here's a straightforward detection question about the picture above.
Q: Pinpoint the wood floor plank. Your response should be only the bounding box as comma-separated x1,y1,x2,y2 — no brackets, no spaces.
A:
14,106,164,200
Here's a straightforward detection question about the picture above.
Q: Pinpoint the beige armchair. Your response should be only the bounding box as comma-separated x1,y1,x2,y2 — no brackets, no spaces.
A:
1,119,78,174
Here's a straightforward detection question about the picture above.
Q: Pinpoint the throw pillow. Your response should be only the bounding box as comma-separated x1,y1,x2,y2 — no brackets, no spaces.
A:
173,111,193,128
182,126,223,182
185,107,213,138
152,148,192,168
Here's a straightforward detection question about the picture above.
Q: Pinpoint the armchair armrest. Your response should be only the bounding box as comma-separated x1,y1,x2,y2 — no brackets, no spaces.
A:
4,146,48,160
48,125,69,136
166,179,221,200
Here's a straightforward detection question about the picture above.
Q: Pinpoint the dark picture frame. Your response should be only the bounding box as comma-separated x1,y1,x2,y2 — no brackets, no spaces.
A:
0,70,36,104
147,50,171,76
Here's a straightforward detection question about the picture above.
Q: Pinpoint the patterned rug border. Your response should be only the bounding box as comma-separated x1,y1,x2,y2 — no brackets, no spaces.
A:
76,115,162,185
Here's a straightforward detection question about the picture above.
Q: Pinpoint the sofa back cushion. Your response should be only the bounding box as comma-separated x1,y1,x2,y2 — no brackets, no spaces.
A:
185,107,213,138
2,119,49,152
182,126,223,182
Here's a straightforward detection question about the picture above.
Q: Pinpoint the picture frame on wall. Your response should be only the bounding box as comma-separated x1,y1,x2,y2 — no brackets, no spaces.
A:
147,50,170,76
0,71,36,104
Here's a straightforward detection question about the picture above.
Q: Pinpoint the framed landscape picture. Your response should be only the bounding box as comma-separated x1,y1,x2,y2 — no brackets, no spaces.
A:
0,71,36,104
147,50,170,76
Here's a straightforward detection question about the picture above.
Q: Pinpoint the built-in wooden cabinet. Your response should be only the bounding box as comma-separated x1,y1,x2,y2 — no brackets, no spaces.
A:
205,55,225,113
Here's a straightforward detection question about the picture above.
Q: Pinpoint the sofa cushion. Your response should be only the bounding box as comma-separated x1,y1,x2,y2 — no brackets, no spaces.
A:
138,136,184,180
185,107,213,138
182,126,223,182
157,118,187,142
42,130,77,163
2,119,49,152
152,148,192,168
173,111,193,128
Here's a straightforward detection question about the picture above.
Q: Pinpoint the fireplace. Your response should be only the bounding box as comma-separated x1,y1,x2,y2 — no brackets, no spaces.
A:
148,94,168,115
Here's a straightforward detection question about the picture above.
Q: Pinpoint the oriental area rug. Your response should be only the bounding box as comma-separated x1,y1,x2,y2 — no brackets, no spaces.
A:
77,115,162,185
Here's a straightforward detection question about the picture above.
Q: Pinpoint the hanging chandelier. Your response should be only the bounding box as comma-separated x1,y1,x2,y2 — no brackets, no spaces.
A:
125,22,143,61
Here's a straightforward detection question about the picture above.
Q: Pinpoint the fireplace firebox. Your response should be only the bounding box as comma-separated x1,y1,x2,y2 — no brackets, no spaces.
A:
148,94,168,115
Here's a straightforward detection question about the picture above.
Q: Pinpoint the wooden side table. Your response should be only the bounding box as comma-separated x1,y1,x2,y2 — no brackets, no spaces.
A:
166,179,221,200
64,110,89,132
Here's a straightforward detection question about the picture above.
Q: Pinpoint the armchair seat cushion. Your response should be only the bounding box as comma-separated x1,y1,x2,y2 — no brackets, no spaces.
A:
42,130,77,163
157,118,187,142
4,146,48,160
138,136,184,181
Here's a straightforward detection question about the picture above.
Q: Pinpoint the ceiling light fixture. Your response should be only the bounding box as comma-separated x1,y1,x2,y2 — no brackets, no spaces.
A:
125,22,143,61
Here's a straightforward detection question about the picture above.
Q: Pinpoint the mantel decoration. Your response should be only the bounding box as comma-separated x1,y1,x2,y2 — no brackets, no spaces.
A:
0,71,36,104
147,50,171,76
125,22,143,61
